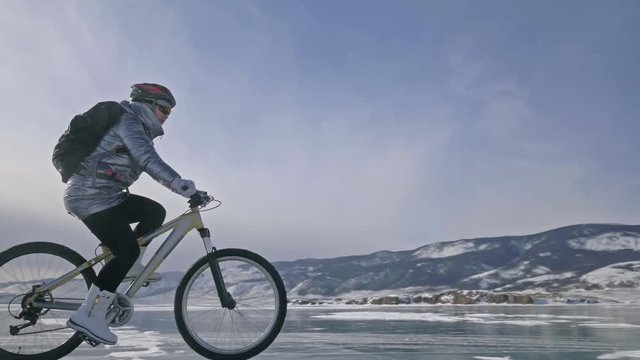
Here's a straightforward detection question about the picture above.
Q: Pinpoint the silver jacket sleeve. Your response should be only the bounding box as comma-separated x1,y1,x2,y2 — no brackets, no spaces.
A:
114,115,180,188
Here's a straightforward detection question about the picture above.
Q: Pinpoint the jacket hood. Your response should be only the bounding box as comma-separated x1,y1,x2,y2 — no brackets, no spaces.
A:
119,100,165,138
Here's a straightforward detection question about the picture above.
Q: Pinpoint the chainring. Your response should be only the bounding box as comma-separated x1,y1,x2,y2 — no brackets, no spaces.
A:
108,293,134,327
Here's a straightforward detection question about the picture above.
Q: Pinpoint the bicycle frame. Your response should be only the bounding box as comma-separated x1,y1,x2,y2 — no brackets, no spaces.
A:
27,206,226,311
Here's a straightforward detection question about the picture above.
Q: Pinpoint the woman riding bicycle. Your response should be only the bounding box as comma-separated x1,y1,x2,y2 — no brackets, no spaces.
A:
63,83,200,345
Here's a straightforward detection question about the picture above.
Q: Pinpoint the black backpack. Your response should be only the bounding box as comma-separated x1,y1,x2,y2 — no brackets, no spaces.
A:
52,101,126,183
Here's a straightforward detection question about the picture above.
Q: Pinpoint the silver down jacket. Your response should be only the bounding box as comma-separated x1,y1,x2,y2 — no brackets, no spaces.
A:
64,101,181,219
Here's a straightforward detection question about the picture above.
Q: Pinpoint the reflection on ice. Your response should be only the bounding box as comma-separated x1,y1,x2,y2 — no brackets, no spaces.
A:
597,350,640,359
105,326,167,359
579,322,640,329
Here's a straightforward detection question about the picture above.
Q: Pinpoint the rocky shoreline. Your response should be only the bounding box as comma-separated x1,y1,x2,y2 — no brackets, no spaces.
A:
288,289,605,305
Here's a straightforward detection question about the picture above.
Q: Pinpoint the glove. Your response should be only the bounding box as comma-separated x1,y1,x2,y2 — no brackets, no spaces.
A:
189,190,210,208
170,177,197,198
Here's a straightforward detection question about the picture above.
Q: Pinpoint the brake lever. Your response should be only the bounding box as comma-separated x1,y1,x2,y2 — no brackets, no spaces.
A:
201,195,215,208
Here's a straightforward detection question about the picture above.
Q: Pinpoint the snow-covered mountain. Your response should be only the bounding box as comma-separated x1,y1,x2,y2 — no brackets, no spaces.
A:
275,223,640,297
2,223,638,305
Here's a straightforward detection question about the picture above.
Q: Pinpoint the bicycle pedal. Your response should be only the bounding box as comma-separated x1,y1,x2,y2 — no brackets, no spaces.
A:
79,333,101,347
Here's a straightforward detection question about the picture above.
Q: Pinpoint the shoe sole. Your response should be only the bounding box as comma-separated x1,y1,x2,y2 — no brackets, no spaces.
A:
67,319,117,345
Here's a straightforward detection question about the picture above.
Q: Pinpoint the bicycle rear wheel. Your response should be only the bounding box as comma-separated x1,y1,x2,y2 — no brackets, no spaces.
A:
0,242,96,360
175,248,287,359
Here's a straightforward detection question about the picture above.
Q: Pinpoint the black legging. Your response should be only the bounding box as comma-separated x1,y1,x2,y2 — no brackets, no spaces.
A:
82,194,166,292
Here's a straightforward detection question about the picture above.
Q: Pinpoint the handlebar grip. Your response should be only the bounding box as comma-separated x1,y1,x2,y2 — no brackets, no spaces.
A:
189,191,210,208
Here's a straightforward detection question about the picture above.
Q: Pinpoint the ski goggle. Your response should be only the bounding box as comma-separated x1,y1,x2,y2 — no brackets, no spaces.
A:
157,104,172,116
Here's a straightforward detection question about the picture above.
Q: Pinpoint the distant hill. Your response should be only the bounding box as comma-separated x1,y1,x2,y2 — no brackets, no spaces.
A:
4,223,638,305
274,223,640,298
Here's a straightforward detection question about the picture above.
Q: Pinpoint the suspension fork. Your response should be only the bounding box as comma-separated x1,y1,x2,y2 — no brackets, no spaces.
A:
198,228,236,310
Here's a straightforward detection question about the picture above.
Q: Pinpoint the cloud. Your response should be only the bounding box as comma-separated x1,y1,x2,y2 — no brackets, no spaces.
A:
174,100,455,259
479,80,535,138
0,1,452,263
1,2,638,266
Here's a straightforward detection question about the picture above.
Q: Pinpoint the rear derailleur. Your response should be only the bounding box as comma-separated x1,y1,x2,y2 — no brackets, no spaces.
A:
9,285,50,335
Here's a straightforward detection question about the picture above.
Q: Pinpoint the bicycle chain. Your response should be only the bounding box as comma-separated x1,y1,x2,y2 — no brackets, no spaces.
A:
13,326,71,336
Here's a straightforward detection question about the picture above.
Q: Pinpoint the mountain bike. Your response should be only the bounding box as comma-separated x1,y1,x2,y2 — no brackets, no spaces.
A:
0,193,287,360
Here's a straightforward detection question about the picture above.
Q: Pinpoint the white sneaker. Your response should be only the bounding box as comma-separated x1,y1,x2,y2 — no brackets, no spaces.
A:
124,246,162,282
67,285,118,345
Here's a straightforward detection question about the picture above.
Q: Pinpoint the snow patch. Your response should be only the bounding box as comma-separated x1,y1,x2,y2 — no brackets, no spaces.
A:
412,241,498,259
493,262,537,280
515,272,576,284
569,232,640,251
467,270,499,280
581,261,640,287
531,266,552,275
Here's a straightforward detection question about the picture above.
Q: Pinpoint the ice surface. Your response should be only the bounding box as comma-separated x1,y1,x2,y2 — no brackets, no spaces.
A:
12,305,640,360
597,350,640,359
578,322,640,329
312,310,606,326
103,326,167,359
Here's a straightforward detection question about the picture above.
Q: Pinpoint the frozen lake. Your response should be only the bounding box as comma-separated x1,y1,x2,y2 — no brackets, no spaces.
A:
32,304,640,359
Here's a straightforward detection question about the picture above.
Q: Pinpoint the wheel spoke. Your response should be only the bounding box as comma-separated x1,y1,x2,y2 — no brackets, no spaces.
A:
0,242,94,359
175,249,286,358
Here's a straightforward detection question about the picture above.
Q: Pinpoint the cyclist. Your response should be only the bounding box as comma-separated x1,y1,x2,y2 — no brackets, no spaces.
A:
63,83,199,345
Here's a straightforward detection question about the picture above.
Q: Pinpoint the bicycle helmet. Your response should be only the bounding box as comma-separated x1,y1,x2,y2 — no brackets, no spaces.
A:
130,83,176,108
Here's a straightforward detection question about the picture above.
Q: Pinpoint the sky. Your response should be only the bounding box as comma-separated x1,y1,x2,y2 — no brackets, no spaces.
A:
0,1,639,271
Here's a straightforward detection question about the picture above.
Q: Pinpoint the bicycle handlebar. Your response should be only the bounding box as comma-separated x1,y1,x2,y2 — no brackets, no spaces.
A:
189,191,216,209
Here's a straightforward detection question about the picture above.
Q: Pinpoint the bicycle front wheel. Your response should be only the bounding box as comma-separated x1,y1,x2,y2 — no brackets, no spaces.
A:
0,242,96,360
175,248,287,360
